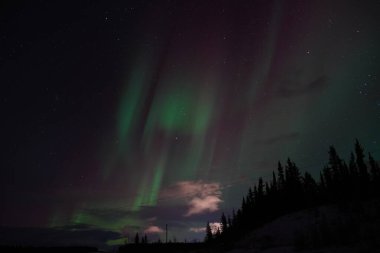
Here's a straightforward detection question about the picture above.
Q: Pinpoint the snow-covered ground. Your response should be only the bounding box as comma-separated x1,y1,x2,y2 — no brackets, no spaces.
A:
228,199,380,253
228,245,380,253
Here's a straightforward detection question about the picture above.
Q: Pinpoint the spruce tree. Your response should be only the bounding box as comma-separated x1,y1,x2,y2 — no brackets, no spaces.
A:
257,177,264,202
205,222,213,243
227,215,232,229
221,212,227,234
134,232,140,244
328,146,342,181
265,182,270,195
272,171,278,192
369,152,380,195
369,152,380,182
277,161,285,190
303,172,318,206
247,187,254,207
328,146,344,199
143,234,148,244
349,152,358,177
209,140,379,244
355,139,369,187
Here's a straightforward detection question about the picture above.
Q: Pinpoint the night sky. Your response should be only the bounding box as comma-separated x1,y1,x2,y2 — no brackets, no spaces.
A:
1,0,379,249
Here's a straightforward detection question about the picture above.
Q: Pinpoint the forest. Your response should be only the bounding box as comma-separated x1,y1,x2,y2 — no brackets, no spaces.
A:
205,139,380,250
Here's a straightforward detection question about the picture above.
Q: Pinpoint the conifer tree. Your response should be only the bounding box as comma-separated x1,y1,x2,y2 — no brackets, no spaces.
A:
208,140,379,244
134,233,140,244
221,212,227,234
232,209,236,227
349,152,358,177
369,152,380,182
227,215,232,229
328,146,345,199
143,234,148,244
303,172,318,206
369,152,380,195
355,139,369,186
319,172,325,189
322,166,332,191
265,182,270,195
215,228,221,238
205,222,213,243
328,146,343,181
257,177,264,201
272,171,278,192
247,187,254,206
277,161,285,190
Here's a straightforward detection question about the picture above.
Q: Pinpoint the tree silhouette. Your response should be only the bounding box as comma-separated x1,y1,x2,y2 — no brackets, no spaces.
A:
208,140,379,245
355,139,369,192
369,152,380,182
369,152,380,194
272,171,277,193
221,213,227,236
277,161,285,190
134,232,140,244
303,172,318,206
141,234,148,244
205,222,213,243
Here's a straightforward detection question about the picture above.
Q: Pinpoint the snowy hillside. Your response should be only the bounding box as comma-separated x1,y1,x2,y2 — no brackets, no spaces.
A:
229,199,380,253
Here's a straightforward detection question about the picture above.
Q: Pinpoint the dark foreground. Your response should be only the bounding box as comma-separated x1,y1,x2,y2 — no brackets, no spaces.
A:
119,243,212,253
0,246,99,253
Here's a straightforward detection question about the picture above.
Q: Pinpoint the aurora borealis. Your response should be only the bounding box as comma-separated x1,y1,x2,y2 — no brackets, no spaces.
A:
1,0,379,248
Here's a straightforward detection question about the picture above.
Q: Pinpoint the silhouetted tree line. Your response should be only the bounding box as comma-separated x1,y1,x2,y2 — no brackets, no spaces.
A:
206,140,380,243
133,232,148,244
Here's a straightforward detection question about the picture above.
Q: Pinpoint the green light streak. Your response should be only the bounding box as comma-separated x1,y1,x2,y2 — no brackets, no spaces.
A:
118,63,148,144
143,86,213,139
158,93,192,131
119,83,143,142
70,208,140,232
107,238,127,246
149,160,164,205
132,158,165,210
193,99,213,134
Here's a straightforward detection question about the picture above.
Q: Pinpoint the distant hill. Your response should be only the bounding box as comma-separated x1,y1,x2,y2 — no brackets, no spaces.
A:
231,199,380,252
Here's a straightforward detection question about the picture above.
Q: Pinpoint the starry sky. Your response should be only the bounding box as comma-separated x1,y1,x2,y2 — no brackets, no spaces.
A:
1,0,379,249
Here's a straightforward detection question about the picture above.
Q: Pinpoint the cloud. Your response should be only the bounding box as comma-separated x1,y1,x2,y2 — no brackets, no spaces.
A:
161,181,221,200
185,196,222,216
189,222,221,234
277,76,328,98
189,227,206,233
144,225,164,234
146,217,157,222
160,180,222,217
209,222,222,234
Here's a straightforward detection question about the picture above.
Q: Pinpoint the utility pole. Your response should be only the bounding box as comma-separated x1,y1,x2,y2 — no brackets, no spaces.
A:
165,224,168,243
